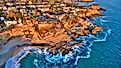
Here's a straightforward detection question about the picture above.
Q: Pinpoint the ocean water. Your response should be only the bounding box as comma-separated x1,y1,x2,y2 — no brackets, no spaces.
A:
19,0,121,68
77,0,121,68
20,53,35,68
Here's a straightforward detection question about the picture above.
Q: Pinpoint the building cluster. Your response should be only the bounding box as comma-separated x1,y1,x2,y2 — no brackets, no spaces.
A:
1,0,93,4
0,0,101,28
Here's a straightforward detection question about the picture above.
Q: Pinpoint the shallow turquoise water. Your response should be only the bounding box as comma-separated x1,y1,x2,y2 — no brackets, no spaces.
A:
20,0,121,68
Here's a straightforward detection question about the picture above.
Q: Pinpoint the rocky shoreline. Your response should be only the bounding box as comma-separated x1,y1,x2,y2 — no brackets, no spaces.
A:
5,40,92,68
0,0,104,68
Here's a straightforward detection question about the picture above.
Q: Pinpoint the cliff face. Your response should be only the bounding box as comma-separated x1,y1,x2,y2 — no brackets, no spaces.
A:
0,3,102,52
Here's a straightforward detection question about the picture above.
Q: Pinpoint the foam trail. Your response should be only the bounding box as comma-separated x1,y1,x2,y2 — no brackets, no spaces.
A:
14,63,21,68
101,19,111,23
75,56,81,65
15,51,30,64
33,59,40,68
80,48,91,58
94,31,108,42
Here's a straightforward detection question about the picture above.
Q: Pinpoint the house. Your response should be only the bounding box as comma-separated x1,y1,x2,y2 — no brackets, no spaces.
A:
4,20,17,26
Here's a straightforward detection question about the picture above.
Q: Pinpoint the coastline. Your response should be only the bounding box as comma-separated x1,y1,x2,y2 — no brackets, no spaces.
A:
0,0,105,68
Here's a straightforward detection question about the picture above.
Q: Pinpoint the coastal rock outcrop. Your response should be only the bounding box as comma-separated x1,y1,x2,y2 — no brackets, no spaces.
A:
0,0,105,68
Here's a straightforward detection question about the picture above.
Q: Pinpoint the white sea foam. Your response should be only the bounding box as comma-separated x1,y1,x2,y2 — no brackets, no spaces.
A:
75,56,81,65
94,32,107,42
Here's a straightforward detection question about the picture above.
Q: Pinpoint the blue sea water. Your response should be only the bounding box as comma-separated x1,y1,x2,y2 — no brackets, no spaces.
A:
17,0,121,68
77,0,121,68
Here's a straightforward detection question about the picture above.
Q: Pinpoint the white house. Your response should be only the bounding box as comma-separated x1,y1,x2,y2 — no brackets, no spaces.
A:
4,20,18,26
